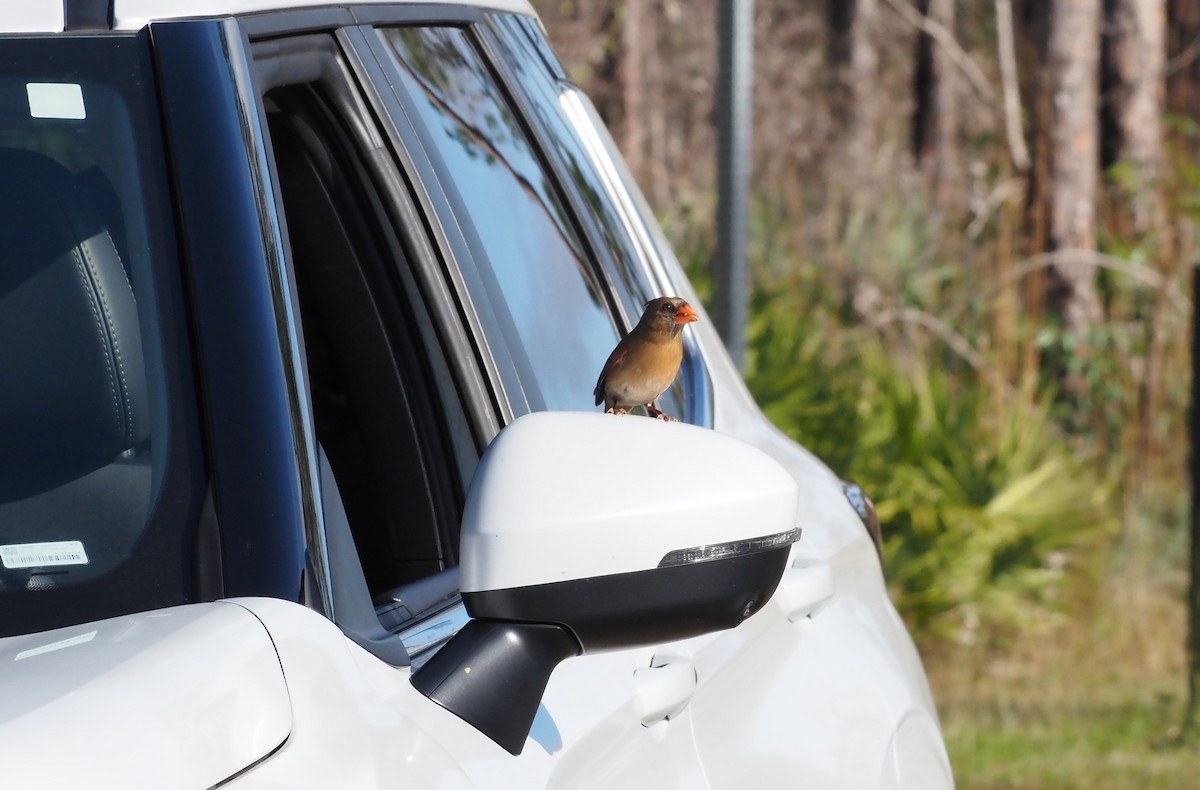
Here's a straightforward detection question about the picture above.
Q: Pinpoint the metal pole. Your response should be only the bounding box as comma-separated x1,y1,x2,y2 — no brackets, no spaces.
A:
714,0,754,369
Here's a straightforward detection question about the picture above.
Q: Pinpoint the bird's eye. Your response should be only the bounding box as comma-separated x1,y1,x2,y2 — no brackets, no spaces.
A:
661,303,674,313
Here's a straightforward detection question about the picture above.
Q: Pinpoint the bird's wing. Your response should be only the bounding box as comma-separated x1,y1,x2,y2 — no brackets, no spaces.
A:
594,342,633,405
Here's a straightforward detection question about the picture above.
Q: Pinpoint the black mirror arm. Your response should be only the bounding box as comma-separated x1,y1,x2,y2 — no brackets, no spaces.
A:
410,620,581,755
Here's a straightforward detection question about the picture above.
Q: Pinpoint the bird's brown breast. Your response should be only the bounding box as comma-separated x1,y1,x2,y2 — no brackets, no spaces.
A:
601,335,683,407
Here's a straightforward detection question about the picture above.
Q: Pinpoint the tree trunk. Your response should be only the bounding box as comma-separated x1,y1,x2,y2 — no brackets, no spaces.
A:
1167,0,1200,150
912,0,960,211
620,0,649,181
827,0,880,194
588,6,623,137
1046,0,1104,330
995,0,1031,173
1016,0,1051,251
1183,265,1200,740
1103,0,1165,233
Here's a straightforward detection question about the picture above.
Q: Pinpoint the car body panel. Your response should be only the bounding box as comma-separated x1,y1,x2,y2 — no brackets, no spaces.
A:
224,598,480,788
233,596,708,788
0,603,291,788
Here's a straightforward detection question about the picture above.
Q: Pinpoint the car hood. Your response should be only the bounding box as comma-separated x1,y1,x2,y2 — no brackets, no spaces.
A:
0,602,291,788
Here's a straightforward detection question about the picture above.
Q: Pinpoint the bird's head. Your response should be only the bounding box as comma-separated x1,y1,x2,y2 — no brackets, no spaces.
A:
637,296,699,337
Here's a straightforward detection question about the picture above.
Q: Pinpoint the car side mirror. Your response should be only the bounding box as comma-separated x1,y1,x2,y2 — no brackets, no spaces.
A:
411,411,800,754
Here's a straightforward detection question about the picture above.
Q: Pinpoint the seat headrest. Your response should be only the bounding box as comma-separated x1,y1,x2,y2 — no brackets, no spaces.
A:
0,148,148,495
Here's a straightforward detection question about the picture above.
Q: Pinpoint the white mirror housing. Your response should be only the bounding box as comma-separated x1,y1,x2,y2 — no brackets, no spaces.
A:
459,411,800,592
413,411,801,755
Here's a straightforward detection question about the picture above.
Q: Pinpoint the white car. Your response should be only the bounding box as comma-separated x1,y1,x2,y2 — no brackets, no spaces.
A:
0,1,953,787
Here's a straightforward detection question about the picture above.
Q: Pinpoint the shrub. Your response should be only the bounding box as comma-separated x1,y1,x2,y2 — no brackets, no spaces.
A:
741,253,1114,645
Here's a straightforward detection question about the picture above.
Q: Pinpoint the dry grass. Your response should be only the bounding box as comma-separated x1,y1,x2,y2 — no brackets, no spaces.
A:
927,560,1199,789
941,698,1200,790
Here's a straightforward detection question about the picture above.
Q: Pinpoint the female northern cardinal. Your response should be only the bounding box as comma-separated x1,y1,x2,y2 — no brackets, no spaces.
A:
593,296,699,420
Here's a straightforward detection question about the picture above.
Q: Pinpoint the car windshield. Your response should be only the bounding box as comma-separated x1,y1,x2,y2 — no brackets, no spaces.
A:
0,34,203,637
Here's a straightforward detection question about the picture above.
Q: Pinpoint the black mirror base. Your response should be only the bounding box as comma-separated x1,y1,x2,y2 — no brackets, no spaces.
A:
410,619,581,755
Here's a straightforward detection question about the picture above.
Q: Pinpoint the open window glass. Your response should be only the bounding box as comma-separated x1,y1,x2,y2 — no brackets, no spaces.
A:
251,32,475,659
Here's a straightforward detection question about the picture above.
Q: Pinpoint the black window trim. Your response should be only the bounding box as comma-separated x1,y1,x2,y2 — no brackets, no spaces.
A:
153,18,314,609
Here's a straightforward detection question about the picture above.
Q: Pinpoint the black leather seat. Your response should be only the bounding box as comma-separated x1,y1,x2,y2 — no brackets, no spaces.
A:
0,148,151,587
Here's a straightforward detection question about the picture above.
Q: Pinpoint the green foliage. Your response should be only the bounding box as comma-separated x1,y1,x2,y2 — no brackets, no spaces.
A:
715,193,1117,645
854,358,1113,641
743,273,861,475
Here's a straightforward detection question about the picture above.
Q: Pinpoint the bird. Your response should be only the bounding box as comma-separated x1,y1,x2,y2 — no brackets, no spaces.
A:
593,296,699,420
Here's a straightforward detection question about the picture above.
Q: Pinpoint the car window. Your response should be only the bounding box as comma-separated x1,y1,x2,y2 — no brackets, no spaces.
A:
379,25,622,414
0,35,204,636
254,36,471,607
483,15,650,327
481,14,696,423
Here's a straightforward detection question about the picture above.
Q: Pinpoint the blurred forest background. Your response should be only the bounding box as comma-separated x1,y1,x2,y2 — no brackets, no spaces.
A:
534,0,1200,786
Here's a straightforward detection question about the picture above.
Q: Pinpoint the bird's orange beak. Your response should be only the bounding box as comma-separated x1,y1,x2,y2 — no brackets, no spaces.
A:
674,303,699,325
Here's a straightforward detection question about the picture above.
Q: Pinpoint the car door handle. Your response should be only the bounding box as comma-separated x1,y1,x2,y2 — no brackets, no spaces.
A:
775,561,834,622
633,655,697,726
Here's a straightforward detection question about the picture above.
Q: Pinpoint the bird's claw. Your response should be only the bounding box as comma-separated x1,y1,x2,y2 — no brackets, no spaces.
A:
605,407,629,415
645,404,677,422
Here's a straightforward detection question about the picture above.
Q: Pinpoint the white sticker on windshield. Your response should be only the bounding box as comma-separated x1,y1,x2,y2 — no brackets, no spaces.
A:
0,540,89,569
26,82,86,120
